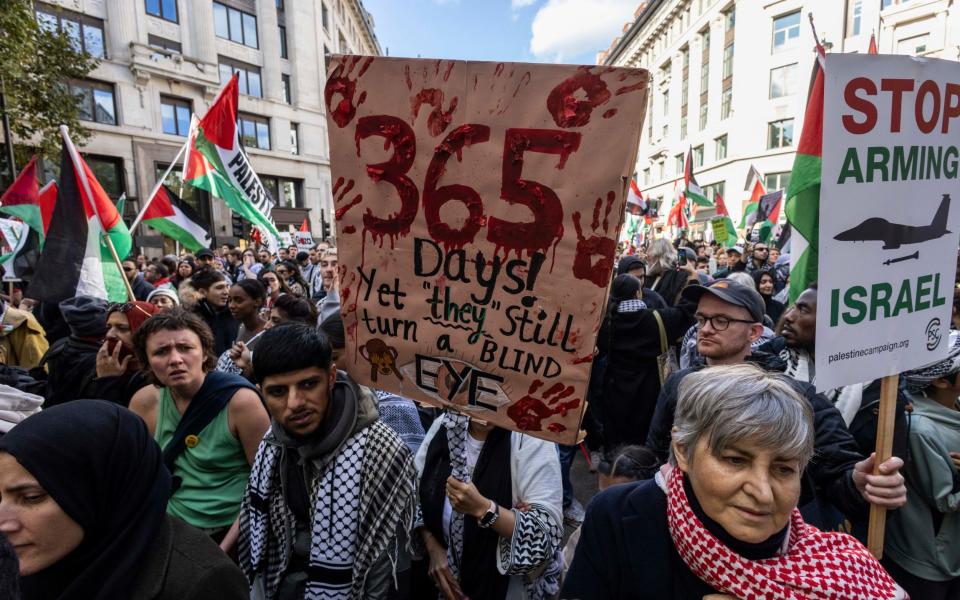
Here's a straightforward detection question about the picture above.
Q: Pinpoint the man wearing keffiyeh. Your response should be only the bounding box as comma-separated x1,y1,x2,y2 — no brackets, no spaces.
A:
238,322,417,600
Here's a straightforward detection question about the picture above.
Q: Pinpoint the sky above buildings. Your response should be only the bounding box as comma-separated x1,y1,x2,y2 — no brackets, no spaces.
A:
362,0,637,65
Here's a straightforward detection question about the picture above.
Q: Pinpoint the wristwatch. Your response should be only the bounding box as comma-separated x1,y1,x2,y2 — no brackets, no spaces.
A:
477,500,499,528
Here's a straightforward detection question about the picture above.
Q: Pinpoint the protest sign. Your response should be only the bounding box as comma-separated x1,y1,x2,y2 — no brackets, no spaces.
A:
278,232,294,247
710,218,729,245
0,219,27,282
294,231,314,251
325,56,648,443
818,54,960,391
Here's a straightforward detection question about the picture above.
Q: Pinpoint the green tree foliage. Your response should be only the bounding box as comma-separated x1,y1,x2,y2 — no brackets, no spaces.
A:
0,0,99,162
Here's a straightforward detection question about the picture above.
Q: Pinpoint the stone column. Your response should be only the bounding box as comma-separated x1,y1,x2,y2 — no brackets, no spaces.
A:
256,0,283,103
105,0,138,61
189,0,217,65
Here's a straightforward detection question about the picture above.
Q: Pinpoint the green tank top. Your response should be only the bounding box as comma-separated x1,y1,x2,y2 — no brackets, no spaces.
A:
155,386,250,529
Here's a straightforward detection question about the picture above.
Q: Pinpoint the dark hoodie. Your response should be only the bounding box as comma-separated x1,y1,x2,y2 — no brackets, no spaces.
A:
194,299,239,356
41,297,108,407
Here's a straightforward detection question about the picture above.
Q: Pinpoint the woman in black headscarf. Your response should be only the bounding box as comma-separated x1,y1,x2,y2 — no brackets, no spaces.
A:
752,268,785,326
597,273,696,454
0,400,248,600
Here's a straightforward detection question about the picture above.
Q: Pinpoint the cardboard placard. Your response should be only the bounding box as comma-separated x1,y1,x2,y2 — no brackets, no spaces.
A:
325,56,648,443
295,231,314,251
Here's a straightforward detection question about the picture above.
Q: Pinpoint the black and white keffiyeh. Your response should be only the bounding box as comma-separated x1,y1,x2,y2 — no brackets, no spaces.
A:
904,330,960,394
617,298,648,313
239,421,416,599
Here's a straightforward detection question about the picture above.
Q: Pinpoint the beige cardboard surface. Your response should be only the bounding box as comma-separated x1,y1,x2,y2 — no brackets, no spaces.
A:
325,55,647,443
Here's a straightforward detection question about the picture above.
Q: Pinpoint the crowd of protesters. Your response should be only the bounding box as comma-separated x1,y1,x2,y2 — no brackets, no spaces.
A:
0,233,957,600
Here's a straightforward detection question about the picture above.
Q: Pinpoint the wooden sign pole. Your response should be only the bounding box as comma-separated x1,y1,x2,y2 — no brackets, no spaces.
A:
867,373,899,559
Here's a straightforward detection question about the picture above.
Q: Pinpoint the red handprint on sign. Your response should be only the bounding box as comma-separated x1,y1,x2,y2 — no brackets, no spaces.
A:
324,56,374,128
506,380,581,432
332,177,362,220
405,61,459,137
572,191,617,288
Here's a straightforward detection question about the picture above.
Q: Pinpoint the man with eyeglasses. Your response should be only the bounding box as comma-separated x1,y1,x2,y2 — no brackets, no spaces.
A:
121,259,155,301
645,279,907,536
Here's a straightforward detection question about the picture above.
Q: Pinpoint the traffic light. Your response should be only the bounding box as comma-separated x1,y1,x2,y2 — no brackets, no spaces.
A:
320,210,331,241
231,214,246,238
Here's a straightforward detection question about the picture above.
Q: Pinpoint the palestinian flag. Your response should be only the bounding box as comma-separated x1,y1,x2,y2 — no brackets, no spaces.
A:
754,190,784,242
785,39,826,304
711,193,738,247
667,192,689,229
142,184,212,252
626,176,647,215
739,178,767,229
29,130,133,303
684,147,710,206
743,163,764,192
868,32,878,54
0,156,57,243
0,218,40,281
184,75,281,251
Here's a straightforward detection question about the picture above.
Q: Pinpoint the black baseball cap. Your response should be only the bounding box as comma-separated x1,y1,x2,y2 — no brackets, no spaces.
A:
196,248,214,259
617,255,646,274
681,279,765,323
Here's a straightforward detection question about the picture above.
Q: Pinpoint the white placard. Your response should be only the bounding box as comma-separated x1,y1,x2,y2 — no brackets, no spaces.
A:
818,54,960,390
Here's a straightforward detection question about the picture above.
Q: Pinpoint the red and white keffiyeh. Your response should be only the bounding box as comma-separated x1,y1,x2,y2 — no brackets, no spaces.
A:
664,466,907,600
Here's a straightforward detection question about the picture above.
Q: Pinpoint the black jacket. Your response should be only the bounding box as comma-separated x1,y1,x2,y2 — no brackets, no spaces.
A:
597,299,695,451
645,352,870,525
131,274,155,301
130,514,248,599
41,336,101,407
561,479,716,599
194,300,239,356
89,370,150,408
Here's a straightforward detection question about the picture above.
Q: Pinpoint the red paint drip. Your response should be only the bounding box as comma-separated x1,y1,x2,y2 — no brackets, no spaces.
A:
603,108,618,119
546,66,612,128
511,72,532,98
494,63,505,77
473,74,479,90
358,91,367,105
343,225,357,234
404,65,412,90
616,82,645,95
443,61,455,81
572,354,593,365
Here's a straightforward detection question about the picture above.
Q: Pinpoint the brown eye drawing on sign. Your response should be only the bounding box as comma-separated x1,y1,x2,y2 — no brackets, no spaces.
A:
359,338,402,382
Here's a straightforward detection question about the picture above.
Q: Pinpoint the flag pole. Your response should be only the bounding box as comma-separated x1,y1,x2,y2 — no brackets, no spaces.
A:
59,126,136,302
129,137,190,232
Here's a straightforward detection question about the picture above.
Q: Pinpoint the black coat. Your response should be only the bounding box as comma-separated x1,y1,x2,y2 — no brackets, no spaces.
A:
195,300,240,356
130,514,248,600
597,300,694,451
131,274,155,301
90,370,150,408
561,479,716,599
41,336,100,407
645,353,870,527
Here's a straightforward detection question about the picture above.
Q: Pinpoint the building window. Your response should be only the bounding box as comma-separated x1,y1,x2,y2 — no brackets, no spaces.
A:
148,34,181,53
145,0,177,23
702,181,724,204
239,113,270,150
213,2,259,49
765,171,791,193
715,134,727,160
339,32,348,53
279,25,288,59
290,123,299,155
276,0,284,9
282,74,292,104
87,156,125,198
662,89,669,117
71,80,116,125
848,0,862,37
699,28,710,132
261,177,302,208
219,57,262,98
769,63,798,98
680,116,688,140
768,118,794,149
160,96,191,136
36,4,106,59
722,43,734,80
643,167,650,186
693,145,704,167
675,153,684,175
772,11,801,51
897,33,929,55
721,88,732,119
725,7,735,31
322,3,330,30
699,103,708,130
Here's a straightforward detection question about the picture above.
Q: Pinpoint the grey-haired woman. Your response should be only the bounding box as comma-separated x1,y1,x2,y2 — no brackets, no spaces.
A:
562,363,905,600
